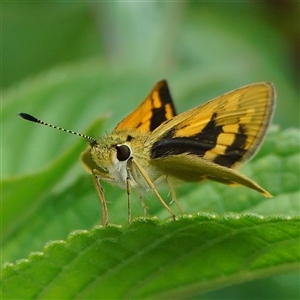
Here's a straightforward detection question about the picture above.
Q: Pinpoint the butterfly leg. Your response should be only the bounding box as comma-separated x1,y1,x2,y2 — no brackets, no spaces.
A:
131,158,176,221
92,170,109,226
126,177,132,224
152,174,167,186
152,175,184,214
166,176,184,214
138,194,148,216
141,197,148,216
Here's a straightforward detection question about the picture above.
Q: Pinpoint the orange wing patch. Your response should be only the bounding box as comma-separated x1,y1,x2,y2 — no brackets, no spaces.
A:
114,80,177,133
150,83,275,169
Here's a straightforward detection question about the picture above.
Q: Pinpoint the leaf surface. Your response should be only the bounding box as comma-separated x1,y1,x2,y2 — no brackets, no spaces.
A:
2,215,299,299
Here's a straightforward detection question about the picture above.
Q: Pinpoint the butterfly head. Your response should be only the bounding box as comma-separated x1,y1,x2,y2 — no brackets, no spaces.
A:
81,130,149,189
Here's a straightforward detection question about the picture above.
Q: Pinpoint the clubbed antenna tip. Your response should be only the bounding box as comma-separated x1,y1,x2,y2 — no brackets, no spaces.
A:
18,113,39,123
18,112,98,144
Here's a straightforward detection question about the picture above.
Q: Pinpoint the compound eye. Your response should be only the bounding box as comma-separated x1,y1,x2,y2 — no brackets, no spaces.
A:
116,144,131,161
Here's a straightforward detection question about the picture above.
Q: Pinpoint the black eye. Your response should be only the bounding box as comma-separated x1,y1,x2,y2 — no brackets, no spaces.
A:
116,144,131,161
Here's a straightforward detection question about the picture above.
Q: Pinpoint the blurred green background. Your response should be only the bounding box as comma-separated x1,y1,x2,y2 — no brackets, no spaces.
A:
2,1,299,299
3,1,299,130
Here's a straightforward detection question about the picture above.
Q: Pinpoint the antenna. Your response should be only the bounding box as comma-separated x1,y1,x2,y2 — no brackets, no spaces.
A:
18,113,98,144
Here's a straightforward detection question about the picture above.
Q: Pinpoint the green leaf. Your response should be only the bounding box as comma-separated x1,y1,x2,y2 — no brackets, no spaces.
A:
2,215,299,299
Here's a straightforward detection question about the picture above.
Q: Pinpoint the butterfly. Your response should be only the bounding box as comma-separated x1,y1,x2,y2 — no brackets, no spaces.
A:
19,80,275,225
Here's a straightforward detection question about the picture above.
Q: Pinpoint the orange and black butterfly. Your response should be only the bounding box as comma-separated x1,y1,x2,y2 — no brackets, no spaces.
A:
19,80,275,224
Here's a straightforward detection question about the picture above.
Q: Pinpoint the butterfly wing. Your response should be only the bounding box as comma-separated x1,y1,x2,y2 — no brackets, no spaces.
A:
147,83,275,195
113,80,177,132
82,80,176,181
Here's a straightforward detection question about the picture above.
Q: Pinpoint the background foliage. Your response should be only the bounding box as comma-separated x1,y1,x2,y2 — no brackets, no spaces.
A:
2,2,299,299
